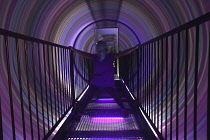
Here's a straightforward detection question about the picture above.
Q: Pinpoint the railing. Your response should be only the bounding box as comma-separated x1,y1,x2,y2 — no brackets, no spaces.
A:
119,13,210,140
0,29,91,140
0,13,209,140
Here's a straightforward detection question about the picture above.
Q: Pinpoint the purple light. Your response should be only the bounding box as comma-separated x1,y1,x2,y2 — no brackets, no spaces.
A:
92,117,124,123
98,98,115,102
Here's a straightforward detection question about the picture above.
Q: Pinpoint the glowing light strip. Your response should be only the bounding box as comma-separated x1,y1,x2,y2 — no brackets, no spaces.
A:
68,137,143,140
92,117,124,123
77,85,90,101
98,98,114,101
122,79,159,139
139,107,160,140
121,79,135,100
49,85,89,138
49,108,73,139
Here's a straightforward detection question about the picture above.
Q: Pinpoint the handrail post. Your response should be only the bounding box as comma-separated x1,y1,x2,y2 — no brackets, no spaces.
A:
24,40,34,139
70,50,75,105
137,46,140,106
194,24,199,140
0,98,2,140
208,27,210,140
5,36,16,140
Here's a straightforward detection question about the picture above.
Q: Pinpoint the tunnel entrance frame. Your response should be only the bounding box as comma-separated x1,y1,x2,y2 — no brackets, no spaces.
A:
95,27,120,79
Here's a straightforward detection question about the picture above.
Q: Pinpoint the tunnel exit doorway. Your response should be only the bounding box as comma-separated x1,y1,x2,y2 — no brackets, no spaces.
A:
95,28,119,80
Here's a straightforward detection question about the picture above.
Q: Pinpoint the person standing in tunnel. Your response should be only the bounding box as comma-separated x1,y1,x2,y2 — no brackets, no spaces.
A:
69,41,138,119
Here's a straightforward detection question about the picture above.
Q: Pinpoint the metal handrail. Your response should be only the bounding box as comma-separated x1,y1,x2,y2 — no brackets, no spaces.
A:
0,28,66,48
119,12,209,140
0,29,91,139
140,12,210,46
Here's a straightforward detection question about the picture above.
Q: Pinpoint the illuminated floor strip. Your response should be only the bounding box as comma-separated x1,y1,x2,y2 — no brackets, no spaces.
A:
121,79,135,100
63,81,146,139
91,117,124,123
98,98,115,102
139,107,160,140
48,108,73,139
68,137,144,140
77,85,90,101
65,100,143,139
74,115,139,131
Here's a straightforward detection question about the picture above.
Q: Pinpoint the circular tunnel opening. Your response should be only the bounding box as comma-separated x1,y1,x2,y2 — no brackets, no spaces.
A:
73,19,141,53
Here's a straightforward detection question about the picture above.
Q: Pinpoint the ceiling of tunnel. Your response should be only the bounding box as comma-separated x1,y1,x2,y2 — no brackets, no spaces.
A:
0,0,209,51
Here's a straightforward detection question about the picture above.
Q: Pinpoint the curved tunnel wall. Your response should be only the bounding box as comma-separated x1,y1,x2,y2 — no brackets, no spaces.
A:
0,0,209,139
120,19,209,140
1,1,208,47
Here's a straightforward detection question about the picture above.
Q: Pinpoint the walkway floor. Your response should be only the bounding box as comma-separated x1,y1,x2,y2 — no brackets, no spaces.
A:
64,83,145,139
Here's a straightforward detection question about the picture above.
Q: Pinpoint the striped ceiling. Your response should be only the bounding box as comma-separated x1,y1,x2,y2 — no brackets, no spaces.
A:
0,0,208,50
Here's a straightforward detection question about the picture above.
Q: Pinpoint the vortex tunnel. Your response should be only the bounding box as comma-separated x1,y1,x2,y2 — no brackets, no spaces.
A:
0,0,209,140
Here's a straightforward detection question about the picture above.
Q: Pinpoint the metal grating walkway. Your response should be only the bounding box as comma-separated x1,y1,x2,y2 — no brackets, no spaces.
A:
64,88,145,140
